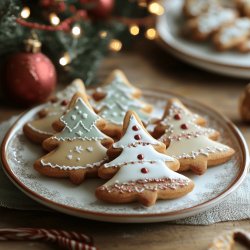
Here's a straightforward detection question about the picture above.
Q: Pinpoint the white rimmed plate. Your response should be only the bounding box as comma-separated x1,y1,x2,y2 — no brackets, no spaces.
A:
157,0,250,79
1,88,249,223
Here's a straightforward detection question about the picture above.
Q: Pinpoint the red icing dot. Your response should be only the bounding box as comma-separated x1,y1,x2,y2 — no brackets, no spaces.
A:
137,154,144,160
174,114,181,120
141,168,149,174
61,100,69,106
134,134,141,140
180,124,188,130
132,125,139,131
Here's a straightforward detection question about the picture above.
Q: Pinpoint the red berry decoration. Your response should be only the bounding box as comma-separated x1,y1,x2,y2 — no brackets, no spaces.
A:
141,168,149,174
180,124,188,130
174,114,181,120
5,34,56,106
137,154,144,160
134,134,141,140
132,125,139,131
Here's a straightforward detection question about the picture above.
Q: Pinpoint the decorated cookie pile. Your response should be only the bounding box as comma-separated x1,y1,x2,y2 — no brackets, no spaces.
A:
23,70,235,206
182,0,250,52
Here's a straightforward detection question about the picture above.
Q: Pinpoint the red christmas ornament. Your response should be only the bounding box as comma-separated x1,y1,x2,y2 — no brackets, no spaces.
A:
5,34,56,106
88,0,114,19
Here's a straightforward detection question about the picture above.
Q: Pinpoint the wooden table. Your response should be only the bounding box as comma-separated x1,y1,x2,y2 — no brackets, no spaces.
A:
0,41,250,250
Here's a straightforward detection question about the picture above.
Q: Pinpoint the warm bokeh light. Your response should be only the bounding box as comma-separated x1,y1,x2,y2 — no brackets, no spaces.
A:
145,28,157,40
99,31,108,38
109,39,122,52
148,2,164,15
59,53,70,66
129,25,140,36
21,7,30,19
72,25,81,37
50,13,60,26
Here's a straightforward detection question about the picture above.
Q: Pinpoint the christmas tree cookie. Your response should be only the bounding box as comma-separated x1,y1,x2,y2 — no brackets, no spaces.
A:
34,92,114,184
98,111,180,179
23,79,85,144
154,98,235,175
96,111,194,207
92,70,153,138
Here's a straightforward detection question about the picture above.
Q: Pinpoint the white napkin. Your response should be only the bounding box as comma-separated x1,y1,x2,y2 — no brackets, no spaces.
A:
0,116,249,224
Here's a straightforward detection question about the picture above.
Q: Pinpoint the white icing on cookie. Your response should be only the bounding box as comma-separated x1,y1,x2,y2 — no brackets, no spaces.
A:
94,73,150,125
197,8,236,34
55,98,108,141
103,161,190,187
104,144,173,168
113,115,161,148
159,102,230,160
218,18,250,44
41,158,107,170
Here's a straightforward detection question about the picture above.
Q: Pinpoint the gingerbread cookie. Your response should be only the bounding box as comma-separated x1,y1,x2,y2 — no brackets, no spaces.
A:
23,79,85,144
34,92,114,185
236,0,250,17
96,111,193,207
154,98,235,175
98,111,180,179
213,18,250,51
183,0,219,18
184,8,237,41
92,70,153,139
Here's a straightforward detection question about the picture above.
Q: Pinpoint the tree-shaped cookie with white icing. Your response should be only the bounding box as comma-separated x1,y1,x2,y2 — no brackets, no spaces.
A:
23,79,86,144
154,98,235,175
98,111,180,179
92,70,153,138
96,111,194,207
34,92,114,184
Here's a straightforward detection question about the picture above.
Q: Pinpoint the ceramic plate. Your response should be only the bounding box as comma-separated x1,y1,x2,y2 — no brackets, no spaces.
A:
1,88,249,223
156,0,250,78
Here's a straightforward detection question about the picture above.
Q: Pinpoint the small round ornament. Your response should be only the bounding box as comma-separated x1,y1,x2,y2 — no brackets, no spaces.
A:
88,0,114,19
5,34,57,106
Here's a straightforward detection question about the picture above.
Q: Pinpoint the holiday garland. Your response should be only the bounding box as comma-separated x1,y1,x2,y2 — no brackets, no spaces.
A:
0,0,163,85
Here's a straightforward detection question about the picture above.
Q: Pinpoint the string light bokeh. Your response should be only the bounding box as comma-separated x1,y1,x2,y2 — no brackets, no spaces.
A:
19,0,164,67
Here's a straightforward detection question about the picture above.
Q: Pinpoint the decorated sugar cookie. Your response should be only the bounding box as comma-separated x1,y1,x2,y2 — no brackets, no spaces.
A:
98,111,180,179
34,92,114,185
23,79,85,144
92,70,153,138
184,8,237,41
183,0,219,18
213,18,250,51
96,111,193,207
154,99,235,175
